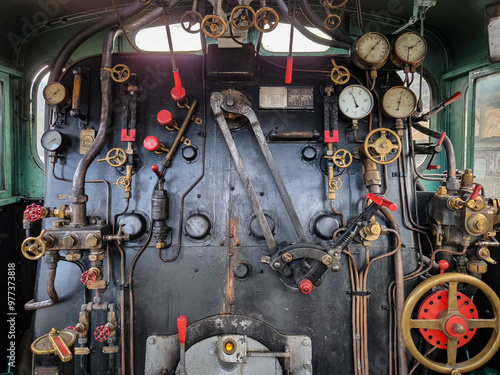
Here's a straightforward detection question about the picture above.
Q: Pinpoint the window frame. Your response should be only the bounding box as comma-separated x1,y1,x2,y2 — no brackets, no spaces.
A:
0,71,14,200
466,64,500,169
31,66,50,167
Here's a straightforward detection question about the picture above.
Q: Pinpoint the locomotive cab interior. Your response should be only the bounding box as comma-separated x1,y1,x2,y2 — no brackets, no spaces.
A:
2,0,500,374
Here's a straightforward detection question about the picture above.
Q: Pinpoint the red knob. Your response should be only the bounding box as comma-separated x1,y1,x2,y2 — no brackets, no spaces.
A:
157,110,173,126
24,203,44,222
143,136,162,152
366,194,397,212
94,325,110,343
438,259,449,274
171,70,187,102
177,315,187,344
298,279,314,294
470,184,482,201
80,270,97,286
151,165,161,178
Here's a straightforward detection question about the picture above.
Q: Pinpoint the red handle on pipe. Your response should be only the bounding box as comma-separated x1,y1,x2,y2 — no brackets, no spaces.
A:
143,136,162,152
366,193,397,212
173,70,183,97
151,165,161,178
177,315,187,344
171,70,187,102
438,259,449,274
285,57,293,84
443,92,462,107
470,184,482,201
437,132,446,146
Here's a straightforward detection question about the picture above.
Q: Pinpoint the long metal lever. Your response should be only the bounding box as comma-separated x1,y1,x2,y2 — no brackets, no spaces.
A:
211,92,277,254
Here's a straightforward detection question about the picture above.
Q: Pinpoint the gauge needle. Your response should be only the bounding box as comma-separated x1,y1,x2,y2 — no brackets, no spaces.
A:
365,41,380,58
396,91,404,111
350,89,359,108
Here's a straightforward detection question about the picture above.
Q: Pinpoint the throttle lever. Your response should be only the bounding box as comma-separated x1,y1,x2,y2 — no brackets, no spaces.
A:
414,92,462,122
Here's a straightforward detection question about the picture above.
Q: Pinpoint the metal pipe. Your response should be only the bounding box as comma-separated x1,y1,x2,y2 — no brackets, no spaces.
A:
48,0,150,85
268,130,321,141
24,267,58,310
275,0,351,49
162,101,198,168
70,28,119,226
124,7,163,34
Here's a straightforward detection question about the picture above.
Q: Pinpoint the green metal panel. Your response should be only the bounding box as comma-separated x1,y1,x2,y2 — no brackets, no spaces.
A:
0,71,15,202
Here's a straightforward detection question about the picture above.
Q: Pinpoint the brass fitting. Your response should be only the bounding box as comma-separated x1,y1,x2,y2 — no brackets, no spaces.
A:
66,250,83,261
477,247,497,264
362,158,382,194
461,169,474,188
53,204,70,220
466,213,489,235
466,258,488,274
156,241,165,249
436,186,448,196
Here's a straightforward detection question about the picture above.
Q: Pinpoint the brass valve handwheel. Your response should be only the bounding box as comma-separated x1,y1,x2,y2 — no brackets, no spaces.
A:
333,149,353,168
231,5,256,30
401,273,500,374
97,147,127,167
325,0,348,9
363,128,402,165
103,64,131,83
114,176,131,190
201,14,227,38
324,14,341,30
330,59,350,85
329,176,342,190
254,7,279,33
181,11,203,34
21,229,47,261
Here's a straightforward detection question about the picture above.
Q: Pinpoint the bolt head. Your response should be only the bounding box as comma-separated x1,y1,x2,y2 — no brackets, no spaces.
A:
148,337,155,345
273,261,282,269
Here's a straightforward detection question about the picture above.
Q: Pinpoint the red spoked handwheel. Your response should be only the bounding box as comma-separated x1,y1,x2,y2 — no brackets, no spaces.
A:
24,203,44,222
80,270,97,286
94,325,110,342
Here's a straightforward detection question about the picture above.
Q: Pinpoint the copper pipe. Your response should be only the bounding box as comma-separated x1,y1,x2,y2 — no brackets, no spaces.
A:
25,267,58,310
115,243,127,375
408,347,438,375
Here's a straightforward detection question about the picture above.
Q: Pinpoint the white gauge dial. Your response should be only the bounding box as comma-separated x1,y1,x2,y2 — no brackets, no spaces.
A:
355,32,390,65
393,32,427,65
43,82,69,106
382,86,417,119
339,84,374,120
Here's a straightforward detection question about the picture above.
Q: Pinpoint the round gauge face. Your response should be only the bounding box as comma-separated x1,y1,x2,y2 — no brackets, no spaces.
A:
43,82,68,106
355,32,390,64
382,86,417,119
394,32,427,64
339,84,374,120
41,129,63,152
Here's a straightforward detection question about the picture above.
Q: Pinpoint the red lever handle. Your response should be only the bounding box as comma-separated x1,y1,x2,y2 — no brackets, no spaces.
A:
171,70,187,102
143,136,162,152
443,92,462,107
285,57,293,84
151,165,161,178
437,132,446,146
470,184,482,201
366,193,397,212
438,259,449,274
177,315,187,344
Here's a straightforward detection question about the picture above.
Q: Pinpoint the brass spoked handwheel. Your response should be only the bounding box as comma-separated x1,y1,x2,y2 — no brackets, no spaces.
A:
201,14,227,38
254,7,279,33
330,59,350,85
324,14,341,30
103,64,131,83
97,147,127,167
181,11,203,34
333,149,353,168
401,273,500,374
325,0,348,9
363,128,402,165
114,176,131,190
231,5,256,30
21,229,47,261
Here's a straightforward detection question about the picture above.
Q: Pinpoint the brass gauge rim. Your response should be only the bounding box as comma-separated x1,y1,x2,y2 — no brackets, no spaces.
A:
382,85,417,119
352,32,391,71
390,31,428,68
43,82,70,106
338,84,374,120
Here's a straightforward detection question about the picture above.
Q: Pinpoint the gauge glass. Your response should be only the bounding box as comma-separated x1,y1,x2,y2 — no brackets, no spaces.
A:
382,86,417,119
356,32,390,64
394,32,427,64
41,129,63,152
339,85,374,120
43,82,68,106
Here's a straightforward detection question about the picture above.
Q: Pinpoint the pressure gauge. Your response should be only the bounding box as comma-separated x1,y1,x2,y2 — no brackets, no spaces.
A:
41,129,64,152
339,85,374,120
382,86,417,119
43,82,70,106
391,32,427,68
352,32,391,70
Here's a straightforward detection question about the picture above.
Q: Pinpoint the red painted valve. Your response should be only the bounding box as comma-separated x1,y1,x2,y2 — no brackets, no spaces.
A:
298,279,315,294
152,165,162,178
64,326,78,332
24,203,44,222
80,270,97,286
94,325,110,343
438,259,449,274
